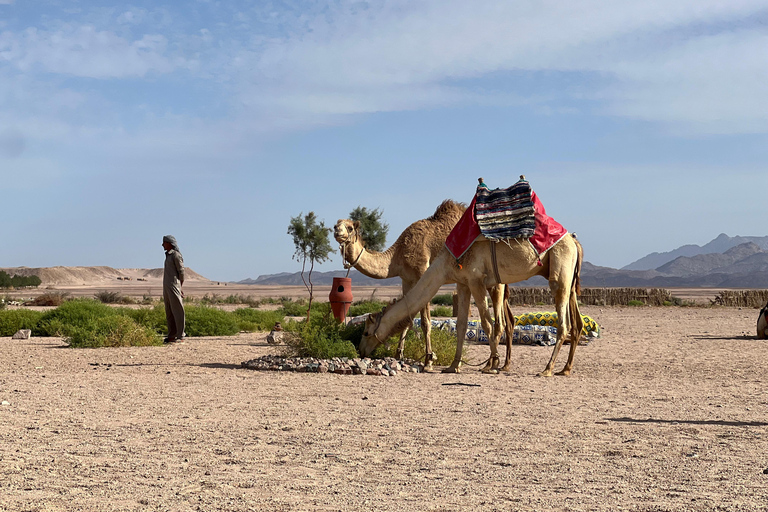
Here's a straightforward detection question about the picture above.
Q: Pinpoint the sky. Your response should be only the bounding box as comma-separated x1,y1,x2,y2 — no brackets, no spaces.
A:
0,1,766,282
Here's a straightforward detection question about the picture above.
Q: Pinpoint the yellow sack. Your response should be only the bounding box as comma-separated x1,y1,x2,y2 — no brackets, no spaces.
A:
514,312,599,337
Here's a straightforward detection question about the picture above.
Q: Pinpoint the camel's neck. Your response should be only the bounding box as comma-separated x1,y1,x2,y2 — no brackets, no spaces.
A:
342,241,398,279
377,251,452,338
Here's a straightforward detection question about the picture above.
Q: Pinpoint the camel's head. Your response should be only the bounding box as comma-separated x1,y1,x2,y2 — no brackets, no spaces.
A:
358,310,383,357
333,219,360,245
358,298,411,357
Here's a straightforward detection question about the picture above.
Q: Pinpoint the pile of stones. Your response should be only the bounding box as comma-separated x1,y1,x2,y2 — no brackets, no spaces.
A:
240,355,423,376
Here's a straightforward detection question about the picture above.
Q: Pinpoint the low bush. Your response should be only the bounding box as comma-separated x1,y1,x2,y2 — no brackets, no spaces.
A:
35,299,117,337
0,309,45,336
66,315,159,348
282,316,359,359
431,306,453,317
232,308,284,332
627,300,645,306
431,293,453,306
348,299,387,317
120,305,167,333
183,305,241,337
95,291,135,304
279,300,309,317
371,326,461,366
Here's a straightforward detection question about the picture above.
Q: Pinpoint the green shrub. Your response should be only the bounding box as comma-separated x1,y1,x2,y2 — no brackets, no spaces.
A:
232,308,284,332
183,305,240,337
348,300,387,317
35,299,117,336
371,326,461,366
431,293,453,306
431,306,453,317
66,315,160,348
279,300,309,317
95,290,135,304
120,305,167,333
627,300,645,306
282,316,359,359
0,309,45,336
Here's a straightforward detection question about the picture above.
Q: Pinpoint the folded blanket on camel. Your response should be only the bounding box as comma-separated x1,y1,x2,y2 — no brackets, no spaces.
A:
445,177,568,260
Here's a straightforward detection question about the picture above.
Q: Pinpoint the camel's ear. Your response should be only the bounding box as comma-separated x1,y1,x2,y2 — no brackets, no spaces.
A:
353,220,361,231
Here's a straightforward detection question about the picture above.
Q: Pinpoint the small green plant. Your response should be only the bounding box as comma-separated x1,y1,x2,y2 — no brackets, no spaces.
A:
348,299,387,317
627,300,645,306
282,316,358,359
66,315,160,348
0,309,45,336
95,290,135,304
431,306,453,317
370,327,460,366
183,305,241,337
232,308,284,332
431,294,453,306
35,299,117,336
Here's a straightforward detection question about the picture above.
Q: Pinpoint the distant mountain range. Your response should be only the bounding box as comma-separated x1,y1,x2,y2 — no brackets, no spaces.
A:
239,234,768,289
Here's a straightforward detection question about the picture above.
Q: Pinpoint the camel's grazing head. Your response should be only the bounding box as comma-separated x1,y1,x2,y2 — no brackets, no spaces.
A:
333,219,361,245
358,298,412,357
358,310,383,356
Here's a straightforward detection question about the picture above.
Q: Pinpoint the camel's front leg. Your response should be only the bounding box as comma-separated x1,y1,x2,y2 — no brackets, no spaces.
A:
444,284,471,373
395,328,407,360
471,283,500,374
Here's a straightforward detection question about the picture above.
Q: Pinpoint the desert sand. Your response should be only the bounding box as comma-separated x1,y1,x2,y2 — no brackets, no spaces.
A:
1,279,768,511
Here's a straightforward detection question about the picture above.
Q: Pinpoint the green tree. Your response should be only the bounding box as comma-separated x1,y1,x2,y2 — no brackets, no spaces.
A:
349,206,389,252
287,212,334,321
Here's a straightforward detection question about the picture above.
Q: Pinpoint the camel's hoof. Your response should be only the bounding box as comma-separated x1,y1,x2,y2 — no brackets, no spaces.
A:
555,370,571,377
481,368,499,375
423,364,437,373
442,366,461,374
537,371,553,378
500,365,511,372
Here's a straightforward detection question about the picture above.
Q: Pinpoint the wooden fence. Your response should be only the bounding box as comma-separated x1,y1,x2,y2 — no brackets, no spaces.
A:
711,290,768,308
505,287,675,307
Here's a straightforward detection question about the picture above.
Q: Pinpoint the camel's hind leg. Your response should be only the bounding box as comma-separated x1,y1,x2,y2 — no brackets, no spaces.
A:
444,284,471,373
556,287,584,376
538,280,571,377
500,295,515,372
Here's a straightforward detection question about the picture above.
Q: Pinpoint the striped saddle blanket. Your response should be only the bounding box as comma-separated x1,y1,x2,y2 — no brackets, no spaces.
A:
475,179,536,240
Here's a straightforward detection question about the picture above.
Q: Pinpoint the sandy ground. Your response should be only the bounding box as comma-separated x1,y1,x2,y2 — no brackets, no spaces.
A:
1,300,768,512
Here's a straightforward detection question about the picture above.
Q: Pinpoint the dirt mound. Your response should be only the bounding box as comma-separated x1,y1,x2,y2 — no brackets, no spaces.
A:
0,266,209,285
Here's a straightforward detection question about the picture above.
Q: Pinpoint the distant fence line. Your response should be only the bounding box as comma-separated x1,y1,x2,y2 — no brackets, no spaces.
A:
711,290,768,308
506,287,674,307
504,287,768,307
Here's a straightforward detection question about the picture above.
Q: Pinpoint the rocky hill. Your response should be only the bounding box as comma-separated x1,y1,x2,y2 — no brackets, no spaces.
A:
0,266,209,286
238,269,400,287
623,233,768,271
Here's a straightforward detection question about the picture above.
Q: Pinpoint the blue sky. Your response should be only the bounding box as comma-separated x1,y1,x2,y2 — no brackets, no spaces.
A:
1,1,766,281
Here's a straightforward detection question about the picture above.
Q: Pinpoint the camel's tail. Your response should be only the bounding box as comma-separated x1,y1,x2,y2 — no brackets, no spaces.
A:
569,234,584,341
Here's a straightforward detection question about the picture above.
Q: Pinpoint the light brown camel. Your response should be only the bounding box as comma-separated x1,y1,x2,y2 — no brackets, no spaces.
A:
359,233,584,376
334,201,506,370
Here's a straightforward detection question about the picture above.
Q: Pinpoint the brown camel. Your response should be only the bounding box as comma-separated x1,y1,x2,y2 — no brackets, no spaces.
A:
334,201,506,370
359,233,584,376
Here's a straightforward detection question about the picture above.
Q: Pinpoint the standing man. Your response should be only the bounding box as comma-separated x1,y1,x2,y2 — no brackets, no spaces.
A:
162,235,185,343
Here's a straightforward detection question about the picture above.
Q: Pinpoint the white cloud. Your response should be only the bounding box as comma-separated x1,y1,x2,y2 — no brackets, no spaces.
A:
2,25,180,78
233,0,768,134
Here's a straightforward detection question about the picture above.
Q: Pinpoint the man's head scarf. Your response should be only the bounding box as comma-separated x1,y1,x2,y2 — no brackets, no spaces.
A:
163,235,181,253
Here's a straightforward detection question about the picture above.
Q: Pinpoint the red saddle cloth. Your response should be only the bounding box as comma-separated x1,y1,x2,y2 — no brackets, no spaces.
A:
445,191,567,260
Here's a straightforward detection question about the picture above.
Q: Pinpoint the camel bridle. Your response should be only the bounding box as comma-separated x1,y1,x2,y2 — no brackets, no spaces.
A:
339,226,365,273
